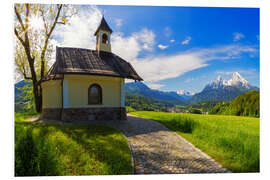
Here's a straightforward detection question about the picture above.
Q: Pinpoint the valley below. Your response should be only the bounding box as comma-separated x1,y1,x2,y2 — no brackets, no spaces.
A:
125,72,259,118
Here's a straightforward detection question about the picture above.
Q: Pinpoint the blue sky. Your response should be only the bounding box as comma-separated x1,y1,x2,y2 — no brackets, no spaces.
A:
54,5,259,93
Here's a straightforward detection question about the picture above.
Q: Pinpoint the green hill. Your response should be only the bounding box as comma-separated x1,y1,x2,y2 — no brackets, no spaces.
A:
209,90,259,117
125,93,174,112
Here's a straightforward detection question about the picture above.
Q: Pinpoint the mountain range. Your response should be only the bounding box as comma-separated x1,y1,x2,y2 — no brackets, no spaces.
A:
125,82,188,105
189,72,259,104
204,72,256,90
125,72,259,104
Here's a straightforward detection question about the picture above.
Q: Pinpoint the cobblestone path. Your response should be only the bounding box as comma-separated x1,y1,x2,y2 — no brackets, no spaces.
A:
34,114,229,174
115,115,229,174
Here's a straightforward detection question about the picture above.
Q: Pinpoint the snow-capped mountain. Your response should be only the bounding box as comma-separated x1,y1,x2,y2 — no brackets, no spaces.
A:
176,90,194,101
176,90,194,96
204,72,254,90
189,72,259,104
204,75,227,90
226,72,251,89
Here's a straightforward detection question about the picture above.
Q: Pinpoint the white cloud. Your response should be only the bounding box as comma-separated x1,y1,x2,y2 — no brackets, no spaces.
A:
146,83,164,90
114,18,123,28
111,28,155,61
133,54,208,83
53,6,155,62
192,45,258,61
181,36,191,45
158,44,168,50
132,44,258,83
111,33,141,61
216,69,258,76
164,27,172,37
233,32,245,42
132,28,155,51
170,39,175,43
54,5,102,49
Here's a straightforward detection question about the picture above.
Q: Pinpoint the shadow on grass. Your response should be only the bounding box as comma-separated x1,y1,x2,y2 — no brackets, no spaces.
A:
55,124,132,175
15,126,60,176
15,118,133,175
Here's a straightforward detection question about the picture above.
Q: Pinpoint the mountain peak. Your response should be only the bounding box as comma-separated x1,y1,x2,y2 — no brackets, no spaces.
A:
228,72,249,88
216,75,222,82
204,72,253,90
231,72,245,81
232,72,241,77
189,72,259,104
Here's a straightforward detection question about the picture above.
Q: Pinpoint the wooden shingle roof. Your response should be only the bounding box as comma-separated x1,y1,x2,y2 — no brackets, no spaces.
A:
43,47,143,81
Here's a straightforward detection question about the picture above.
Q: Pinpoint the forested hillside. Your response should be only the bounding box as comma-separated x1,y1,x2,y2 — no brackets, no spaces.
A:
125,93,174,112
15,80,35,112
209,91,259,117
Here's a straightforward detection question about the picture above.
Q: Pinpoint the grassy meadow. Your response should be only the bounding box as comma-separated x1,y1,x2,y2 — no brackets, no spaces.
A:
130,111,260,172
15,113,132,176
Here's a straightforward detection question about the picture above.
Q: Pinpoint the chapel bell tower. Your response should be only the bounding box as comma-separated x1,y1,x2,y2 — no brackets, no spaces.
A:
94,16,112,53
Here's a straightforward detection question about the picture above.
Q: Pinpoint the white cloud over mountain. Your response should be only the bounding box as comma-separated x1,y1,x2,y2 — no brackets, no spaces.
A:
147,83,165,90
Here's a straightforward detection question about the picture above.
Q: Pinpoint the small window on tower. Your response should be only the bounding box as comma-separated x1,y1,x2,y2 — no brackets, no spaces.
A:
102,33,108,44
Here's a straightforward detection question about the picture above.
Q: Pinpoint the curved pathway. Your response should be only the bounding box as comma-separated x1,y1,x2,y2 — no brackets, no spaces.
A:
33,114,229,174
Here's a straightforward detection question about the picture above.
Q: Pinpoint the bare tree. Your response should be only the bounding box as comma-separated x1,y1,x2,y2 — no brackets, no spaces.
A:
14,4,77,112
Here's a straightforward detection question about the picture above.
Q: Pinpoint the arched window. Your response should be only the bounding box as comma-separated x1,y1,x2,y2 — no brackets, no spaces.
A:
88,84,102,104
102,33,108,44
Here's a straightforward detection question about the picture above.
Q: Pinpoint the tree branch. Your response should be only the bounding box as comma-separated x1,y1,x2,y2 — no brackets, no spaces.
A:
20,63,31,80
47,5,63,37
56,21,65,25
16,61,32,80
14,28,25,46
40,4,63,79
14,6,25,31
40,9,48,35
23,4,35,64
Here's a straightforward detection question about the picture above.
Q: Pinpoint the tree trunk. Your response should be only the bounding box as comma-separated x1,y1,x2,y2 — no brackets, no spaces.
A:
32,81,42,113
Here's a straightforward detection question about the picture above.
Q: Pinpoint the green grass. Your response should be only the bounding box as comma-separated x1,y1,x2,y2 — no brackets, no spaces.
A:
15,113,132,176
130,111,260,173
